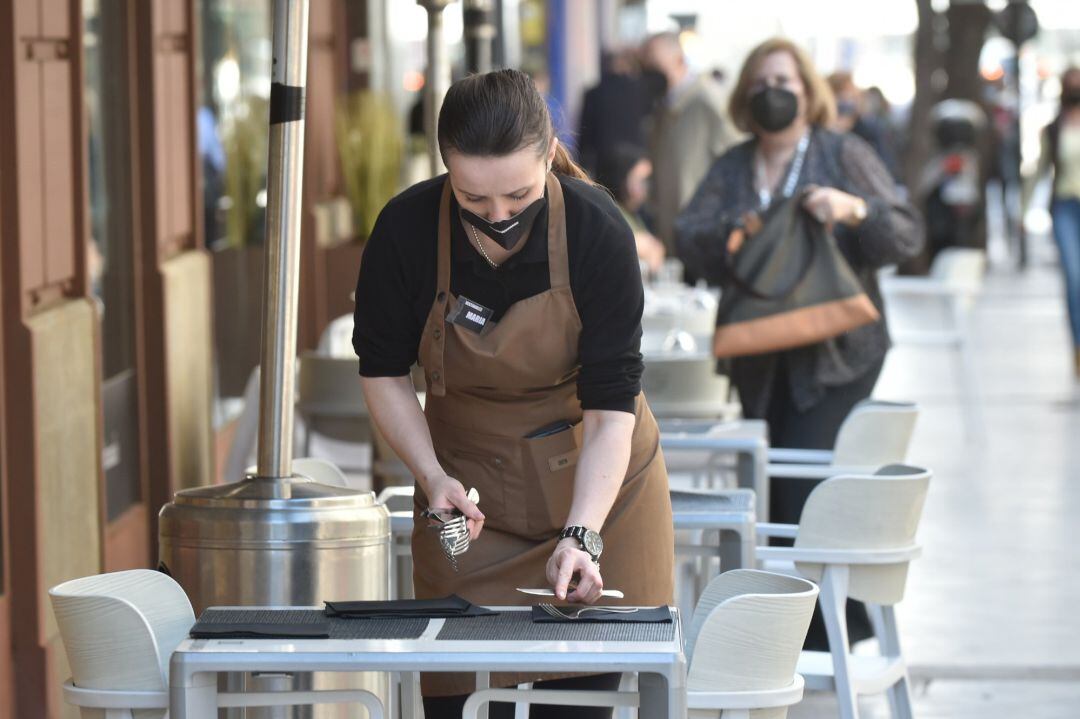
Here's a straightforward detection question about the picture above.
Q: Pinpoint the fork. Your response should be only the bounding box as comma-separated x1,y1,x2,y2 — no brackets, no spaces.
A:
423,488,479,572
538,604,640,620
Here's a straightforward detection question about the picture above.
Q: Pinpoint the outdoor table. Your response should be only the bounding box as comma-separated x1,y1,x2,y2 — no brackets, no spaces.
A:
659,419,770,520
169,606,687,719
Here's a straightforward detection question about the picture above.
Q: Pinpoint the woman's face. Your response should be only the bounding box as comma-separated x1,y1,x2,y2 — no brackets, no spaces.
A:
445,139,555,221
749,50,807,123
624,159,652,211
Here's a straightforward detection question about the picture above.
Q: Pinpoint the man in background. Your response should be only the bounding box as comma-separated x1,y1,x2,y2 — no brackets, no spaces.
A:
641,31,736,254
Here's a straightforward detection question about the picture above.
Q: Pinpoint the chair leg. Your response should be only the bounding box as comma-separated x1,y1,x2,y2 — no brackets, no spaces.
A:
819,564,859,719
878,605,914,719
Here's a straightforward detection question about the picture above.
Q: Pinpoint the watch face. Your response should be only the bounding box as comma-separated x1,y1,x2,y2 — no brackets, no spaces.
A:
583,530,603,557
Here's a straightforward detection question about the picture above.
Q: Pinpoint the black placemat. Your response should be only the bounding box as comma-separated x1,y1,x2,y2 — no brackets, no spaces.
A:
325,594,495,619
194,609,428,640
436,609,676,642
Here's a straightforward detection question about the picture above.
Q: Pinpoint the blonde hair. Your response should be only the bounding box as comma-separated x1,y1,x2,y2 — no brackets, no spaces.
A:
728,38,836,134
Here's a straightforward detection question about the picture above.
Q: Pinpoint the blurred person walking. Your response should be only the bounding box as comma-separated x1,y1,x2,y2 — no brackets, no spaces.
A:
642,31,736,255
1031,67,1080,377
577,50,649,177
827,72,900,181
676,39,922,647
595,143,666,275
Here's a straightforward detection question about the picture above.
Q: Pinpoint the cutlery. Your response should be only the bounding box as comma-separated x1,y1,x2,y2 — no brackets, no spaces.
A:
516,588,625,599
422,488,479,572
537,604,640,620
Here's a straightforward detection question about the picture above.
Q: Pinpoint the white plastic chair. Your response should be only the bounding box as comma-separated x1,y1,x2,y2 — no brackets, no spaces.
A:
755,465,932,719
462,569,819,719
879,248,986,437
767,400,918,480
49,569,384,719
641,353,739,421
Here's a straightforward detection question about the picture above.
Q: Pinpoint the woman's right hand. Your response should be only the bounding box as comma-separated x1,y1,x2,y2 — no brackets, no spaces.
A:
422,473,486,541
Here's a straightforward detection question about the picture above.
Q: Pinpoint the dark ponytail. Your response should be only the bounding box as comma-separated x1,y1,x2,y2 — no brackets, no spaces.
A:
438,68,594,184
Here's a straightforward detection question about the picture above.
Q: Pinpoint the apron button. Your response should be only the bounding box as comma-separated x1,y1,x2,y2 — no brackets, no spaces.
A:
433,328,442,339
432,371,441,382
493,457,503,467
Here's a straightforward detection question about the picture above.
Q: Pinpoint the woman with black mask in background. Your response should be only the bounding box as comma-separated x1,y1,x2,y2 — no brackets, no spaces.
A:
675,38,923,648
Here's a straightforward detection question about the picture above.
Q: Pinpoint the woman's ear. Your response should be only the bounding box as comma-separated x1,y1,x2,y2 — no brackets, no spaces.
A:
547,137,558,170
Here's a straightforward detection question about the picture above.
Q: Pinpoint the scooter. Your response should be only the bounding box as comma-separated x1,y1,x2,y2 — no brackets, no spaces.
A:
915,99,988,267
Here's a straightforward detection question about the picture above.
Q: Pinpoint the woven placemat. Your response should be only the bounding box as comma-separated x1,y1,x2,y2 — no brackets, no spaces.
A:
670,489,754,513
196,608,428,640
436,610,675,642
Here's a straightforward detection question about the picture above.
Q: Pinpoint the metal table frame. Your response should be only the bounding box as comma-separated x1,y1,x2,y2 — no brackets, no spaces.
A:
659,419,770,521
169,608,687,719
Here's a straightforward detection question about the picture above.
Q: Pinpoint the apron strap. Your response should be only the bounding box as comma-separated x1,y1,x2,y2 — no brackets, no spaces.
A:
545,174,570,290
422,178,454,397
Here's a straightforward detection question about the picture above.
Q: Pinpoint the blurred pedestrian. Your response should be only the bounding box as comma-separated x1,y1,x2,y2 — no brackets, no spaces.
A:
1032,67,1080,377
675,39,922,648
595,144,666,275
827,72,900,181
641,31,736,254
577,49,649,176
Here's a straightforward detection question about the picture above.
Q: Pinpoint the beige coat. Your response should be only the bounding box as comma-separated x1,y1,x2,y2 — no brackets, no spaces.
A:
648,74,738,252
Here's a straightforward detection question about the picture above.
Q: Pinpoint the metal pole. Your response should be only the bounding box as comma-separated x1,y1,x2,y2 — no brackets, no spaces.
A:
419,0,454,176
255,0,310,481
464,0,495,74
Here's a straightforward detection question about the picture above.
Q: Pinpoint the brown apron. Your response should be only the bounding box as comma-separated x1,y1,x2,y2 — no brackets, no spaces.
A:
414,174,674,697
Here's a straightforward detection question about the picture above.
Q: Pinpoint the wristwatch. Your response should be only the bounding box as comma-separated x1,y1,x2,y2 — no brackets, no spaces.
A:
559,525,603,565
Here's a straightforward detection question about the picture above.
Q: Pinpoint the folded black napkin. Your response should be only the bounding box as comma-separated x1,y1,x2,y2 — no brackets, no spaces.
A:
530,605,673,624
325,594,496,619
190,621,331,639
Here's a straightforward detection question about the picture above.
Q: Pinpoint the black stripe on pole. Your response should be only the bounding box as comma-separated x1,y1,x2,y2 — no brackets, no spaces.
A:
270,82,305,124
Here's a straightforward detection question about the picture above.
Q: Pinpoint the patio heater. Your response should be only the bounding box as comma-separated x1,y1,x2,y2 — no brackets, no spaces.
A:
418,0,454,176
158,1,390,716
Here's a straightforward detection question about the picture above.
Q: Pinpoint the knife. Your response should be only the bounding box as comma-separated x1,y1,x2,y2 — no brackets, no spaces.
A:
516,587,625,599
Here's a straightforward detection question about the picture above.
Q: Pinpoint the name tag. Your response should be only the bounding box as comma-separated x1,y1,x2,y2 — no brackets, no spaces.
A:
447,296,494,334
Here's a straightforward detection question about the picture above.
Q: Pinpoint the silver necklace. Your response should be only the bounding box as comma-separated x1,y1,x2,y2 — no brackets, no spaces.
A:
467,222,500,269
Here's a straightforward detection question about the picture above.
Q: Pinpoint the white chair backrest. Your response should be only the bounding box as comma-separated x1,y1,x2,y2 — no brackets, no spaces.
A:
685,570,817,697
292,457,350,487
831,400,918,467
297,352,368,415
641,355,730,405
317,313,355,358
795,465,931,605
49,569,195,719
929,247,986,289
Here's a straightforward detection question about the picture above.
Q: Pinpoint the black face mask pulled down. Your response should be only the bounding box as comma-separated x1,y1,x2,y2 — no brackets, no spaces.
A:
1063,91,1080,108
749,86,799,133
459,195,547,251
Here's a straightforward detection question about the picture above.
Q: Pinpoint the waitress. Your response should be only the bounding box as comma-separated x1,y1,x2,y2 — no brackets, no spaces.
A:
353,69,674,718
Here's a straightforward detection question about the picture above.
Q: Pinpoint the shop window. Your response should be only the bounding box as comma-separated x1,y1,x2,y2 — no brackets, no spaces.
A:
84,0,141,521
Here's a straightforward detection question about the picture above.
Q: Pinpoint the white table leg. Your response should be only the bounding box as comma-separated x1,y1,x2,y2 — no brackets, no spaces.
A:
637,670,686,719
170,669,218,719
400,672,421,719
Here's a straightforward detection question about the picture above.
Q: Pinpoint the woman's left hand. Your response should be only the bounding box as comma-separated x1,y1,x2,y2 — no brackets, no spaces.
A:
802,186,867,227
547,538,604,604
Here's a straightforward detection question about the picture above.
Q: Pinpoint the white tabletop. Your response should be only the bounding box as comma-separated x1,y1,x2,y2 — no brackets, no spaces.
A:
170,607,687,718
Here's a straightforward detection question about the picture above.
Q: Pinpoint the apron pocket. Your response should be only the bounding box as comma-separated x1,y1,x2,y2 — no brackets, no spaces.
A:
521,422,583,536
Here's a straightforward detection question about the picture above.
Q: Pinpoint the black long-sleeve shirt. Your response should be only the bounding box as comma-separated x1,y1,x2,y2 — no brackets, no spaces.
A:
353,173,645,414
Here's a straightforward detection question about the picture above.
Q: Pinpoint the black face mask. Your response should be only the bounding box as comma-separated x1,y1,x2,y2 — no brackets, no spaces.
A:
1063,91,1080,108
459,195,547,250
749,86,799,133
